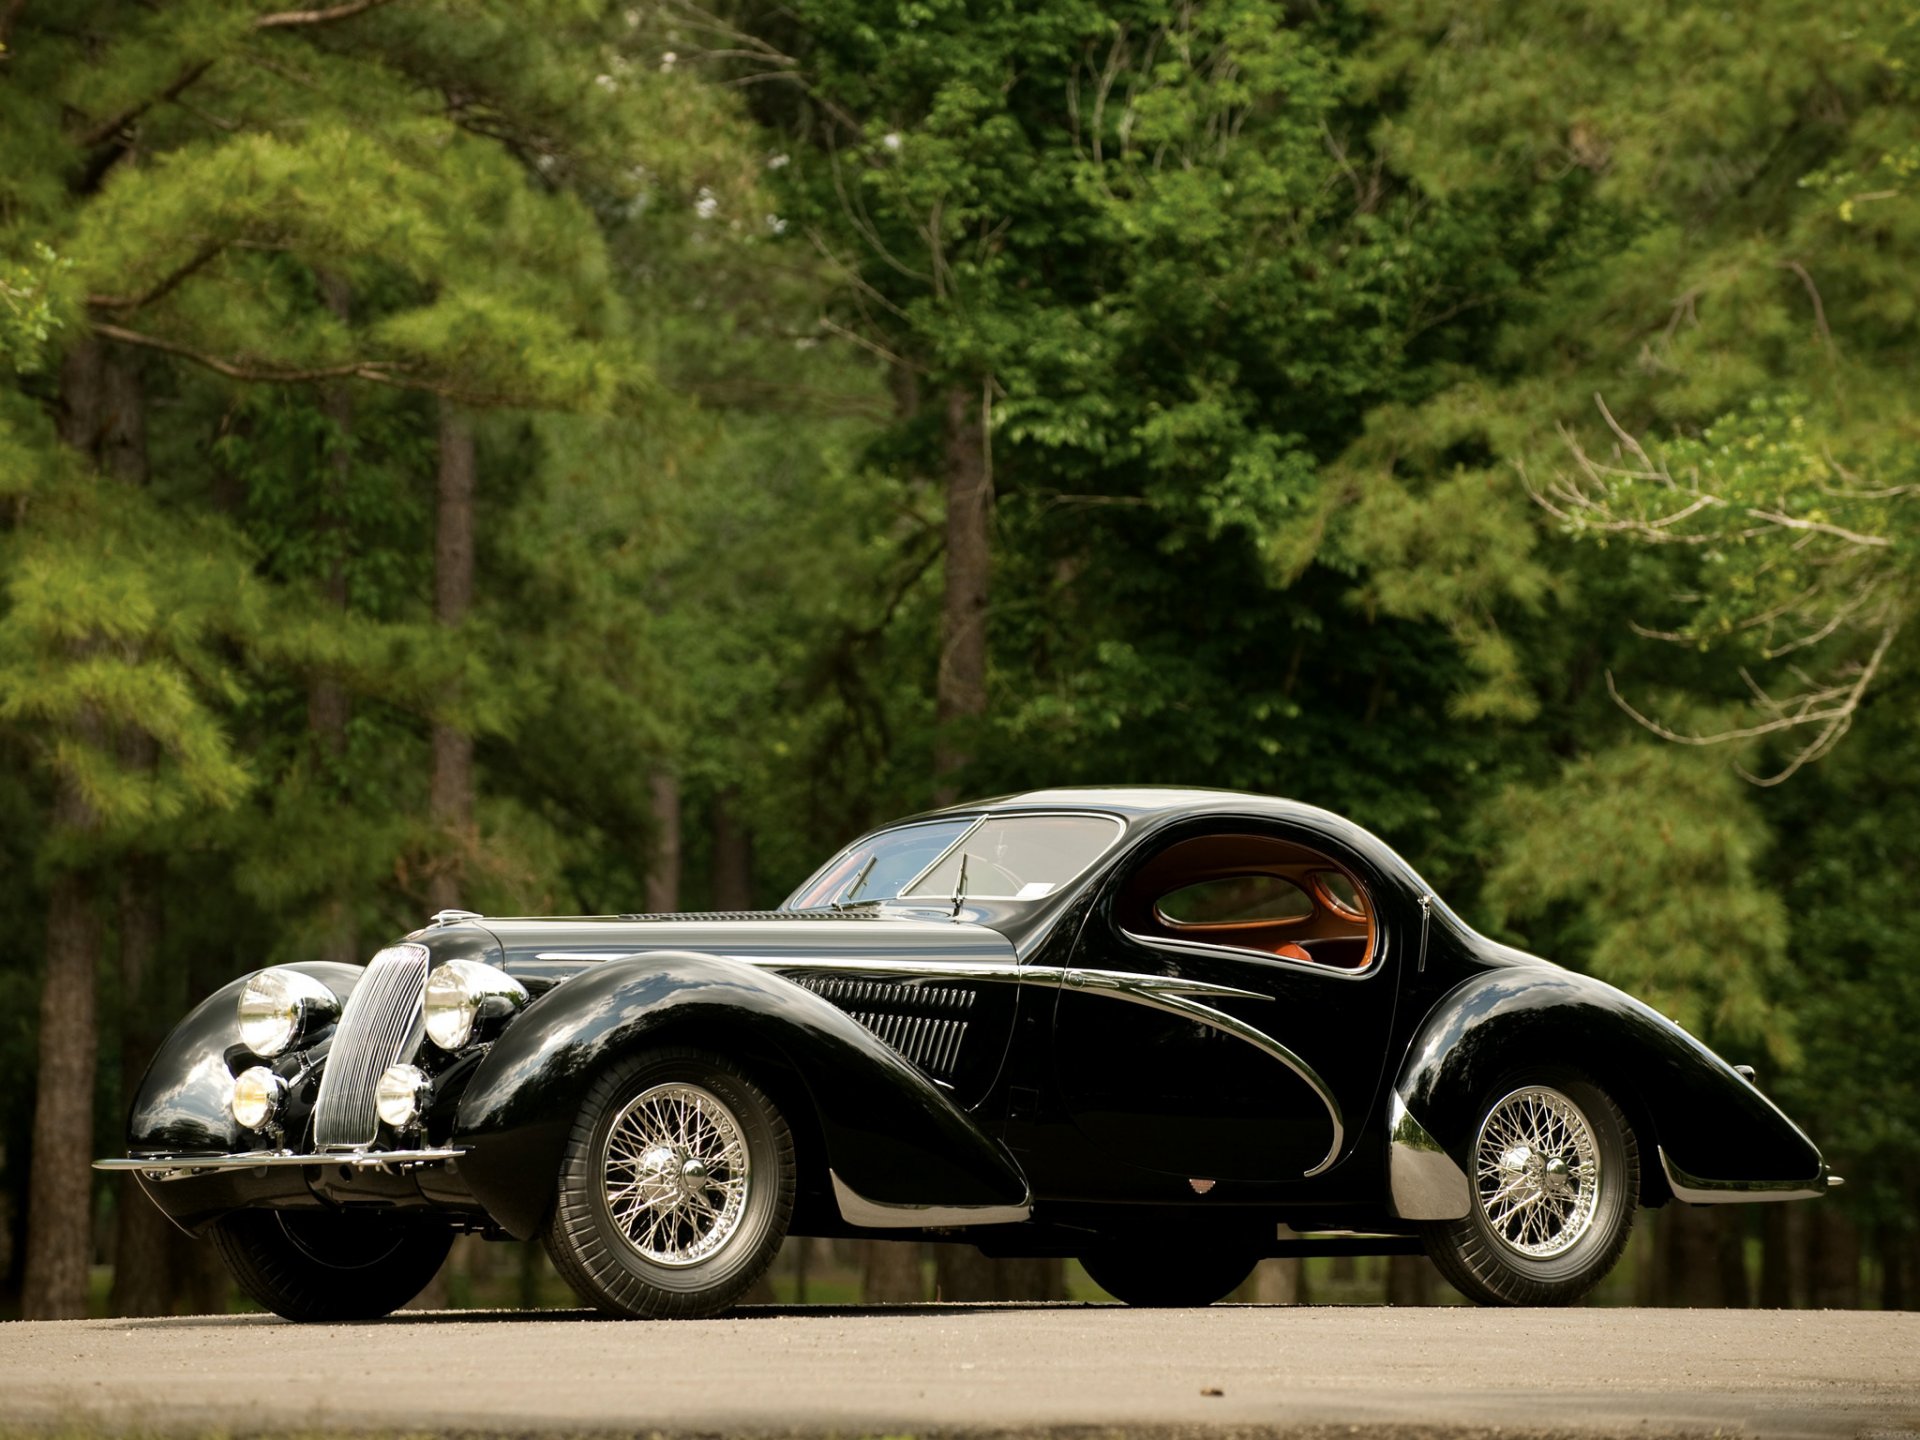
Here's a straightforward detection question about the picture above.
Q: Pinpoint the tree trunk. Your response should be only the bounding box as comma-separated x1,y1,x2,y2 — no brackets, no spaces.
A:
22,860,102,1319
1385,1253,1434,1306
1241,1258,1306,1304
1662,1203,1728,1306
711,787,754,910
1759,1203,1801,1308
646,772,681,914
23,337,118,1320
426,403,476,916
110,849,174,1316
933,1245,1062,1301
933,382,990,803
310,269,357,966
1806,1206,1861,1309
1715,1207,1752,1308
860,1240,924,1303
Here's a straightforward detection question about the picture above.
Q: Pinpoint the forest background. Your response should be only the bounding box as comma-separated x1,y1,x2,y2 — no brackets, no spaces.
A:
0,0,1914,1318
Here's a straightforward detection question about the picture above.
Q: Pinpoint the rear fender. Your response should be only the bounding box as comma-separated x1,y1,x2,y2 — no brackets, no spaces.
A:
453,950,1030,1239
1393,966,1824,1212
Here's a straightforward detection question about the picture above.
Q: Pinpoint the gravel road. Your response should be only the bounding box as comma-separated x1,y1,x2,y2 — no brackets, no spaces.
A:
2,1304,1915,1440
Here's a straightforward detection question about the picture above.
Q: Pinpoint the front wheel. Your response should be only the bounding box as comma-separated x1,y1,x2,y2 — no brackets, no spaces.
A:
1421,1072,1638,1306
209,1209,453,1322
1079,1245,1254,1307
545,1046,794,1319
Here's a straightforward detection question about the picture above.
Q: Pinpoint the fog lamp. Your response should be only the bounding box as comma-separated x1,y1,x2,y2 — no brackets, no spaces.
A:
230,1066,286,1131
376,1064,430,1129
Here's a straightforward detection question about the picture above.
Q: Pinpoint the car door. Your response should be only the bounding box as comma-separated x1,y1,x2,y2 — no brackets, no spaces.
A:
1045,820,1403,1187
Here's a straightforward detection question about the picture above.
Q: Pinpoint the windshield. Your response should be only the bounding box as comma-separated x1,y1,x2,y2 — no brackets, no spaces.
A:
787,813,1124,909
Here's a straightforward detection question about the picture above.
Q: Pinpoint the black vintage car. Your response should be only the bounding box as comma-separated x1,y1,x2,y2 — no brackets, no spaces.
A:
100,787,1837,1318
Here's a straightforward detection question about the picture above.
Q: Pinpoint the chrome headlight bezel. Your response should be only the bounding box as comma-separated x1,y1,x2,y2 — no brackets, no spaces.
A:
423,959,529,1051
230,1065,287,1132
236,967,341,1058
375,1063,431,1129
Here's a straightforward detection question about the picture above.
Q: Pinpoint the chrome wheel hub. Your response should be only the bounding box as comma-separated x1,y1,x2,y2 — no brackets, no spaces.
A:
602,1082,750,1267
1474,1085,1601,1259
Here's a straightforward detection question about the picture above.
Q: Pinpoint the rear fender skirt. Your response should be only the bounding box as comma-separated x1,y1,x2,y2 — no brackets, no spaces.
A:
452,950,1030,1239
1394,966,1824,1195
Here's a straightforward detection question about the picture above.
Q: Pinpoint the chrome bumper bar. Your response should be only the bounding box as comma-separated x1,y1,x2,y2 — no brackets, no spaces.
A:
94,1148,464,1183
1658,1148,1841,1203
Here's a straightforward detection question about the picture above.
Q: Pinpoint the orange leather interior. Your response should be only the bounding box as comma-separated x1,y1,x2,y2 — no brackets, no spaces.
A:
1121,832,1375,970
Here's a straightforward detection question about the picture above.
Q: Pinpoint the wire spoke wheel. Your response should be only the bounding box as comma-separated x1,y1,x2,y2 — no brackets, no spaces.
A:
1473,1085,1601,1259
602,1082,751,1267
1421,1070,1638,1307
547,1047,793,1319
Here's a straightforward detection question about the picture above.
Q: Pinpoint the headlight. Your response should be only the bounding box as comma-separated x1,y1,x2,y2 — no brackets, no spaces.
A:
423,960,529,1050
376,1064,430,1128
230,1066,286,1131
236,968,340,1058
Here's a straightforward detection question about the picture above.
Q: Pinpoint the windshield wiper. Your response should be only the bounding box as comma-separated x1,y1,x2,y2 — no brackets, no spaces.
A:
832,854,878,909
951,852,970,917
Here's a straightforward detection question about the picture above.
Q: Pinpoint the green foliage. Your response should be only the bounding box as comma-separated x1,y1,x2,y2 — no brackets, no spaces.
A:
0,244,72,374
1480,743,1794,1060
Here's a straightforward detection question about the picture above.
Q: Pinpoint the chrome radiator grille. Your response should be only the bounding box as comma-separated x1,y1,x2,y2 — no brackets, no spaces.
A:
311,943,429,1148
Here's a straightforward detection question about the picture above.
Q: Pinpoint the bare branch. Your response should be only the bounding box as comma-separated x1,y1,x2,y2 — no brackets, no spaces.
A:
253,0,398,30
1605,617,1903,786
87,241,225,313
91,321,531,408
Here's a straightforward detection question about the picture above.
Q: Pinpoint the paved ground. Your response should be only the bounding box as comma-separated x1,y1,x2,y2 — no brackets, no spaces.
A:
0,1304,1915,1439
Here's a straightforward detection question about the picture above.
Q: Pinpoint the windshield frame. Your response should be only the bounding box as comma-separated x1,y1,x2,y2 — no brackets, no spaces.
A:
784,809,1128,910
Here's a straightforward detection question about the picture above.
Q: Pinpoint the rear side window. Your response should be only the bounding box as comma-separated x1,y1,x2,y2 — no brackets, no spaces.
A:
1156,874,1313,927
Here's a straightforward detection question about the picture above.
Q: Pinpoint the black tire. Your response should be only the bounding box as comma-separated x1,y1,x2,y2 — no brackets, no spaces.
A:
1080,1245,1255,1307
1421,1070,1638,1306
545,1046,794,1319
209,1209,453,1322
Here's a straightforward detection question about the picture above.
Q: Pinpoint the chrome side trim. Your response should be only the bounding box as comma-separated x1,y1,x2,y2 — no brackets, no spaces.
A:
1119,929,1384,982
94,1147,464,1183
829,1170,1030,1228
525,951,1344,1178
1386,1090,1471,1220
1658,1148,1832,1204
1027,966,1345,1178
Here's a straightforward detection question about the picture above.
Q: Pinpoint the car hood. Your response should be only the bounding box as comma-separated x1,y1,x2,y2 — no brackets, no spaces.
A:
459,909,1017,988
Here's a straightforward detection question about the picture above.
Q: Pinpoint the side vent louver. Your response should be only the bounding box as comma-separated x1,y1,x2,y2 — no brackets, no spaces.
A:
794,977,975,1083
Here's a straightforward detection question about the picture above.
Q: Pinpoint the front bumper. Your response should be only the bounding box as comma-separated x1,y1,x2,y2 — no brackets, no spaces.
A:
94,1147,480,1235
95,1147,464,1182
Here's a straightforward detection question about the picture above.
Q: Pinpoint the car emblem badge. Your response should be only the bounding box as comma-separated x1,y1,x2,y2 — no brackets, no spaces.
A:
1189,1178,1216,1195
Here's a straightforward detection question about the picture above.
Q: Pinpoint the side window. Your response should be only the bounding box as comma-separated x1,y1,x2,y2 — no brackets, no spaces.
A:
1311,870,1367,920
1156,874,1313,928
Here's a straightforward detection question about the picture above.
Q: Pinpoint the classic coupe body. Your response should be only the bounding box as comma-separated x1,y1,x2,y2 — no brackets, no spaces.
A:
101,787,1836,1317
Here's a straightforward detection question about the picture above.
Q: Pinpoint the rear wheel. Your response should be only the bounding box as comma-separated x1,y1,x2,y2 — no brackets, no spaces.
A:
209,1209,453,1322
1422,1072,1638,1306
1080,1245,1254,1307
545,1047,794,1319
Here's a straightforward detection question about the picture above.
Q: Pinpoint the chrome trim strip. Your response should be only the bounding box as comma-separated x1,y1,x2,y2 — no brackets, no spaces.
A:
94,1147,464,1182
524,951,1343,1178
1386,1090,1471,1220
1658,1148,1832,1204
1119,929,1384,982
1027,966,1345,1178
829,1170,1030,1228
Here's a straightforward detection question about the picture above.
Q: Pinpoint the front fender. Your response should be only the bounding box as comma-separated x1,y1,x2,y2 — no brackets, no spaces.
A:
127,960,364,1156
1395,964,1824,1198
453,950,1030,1239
